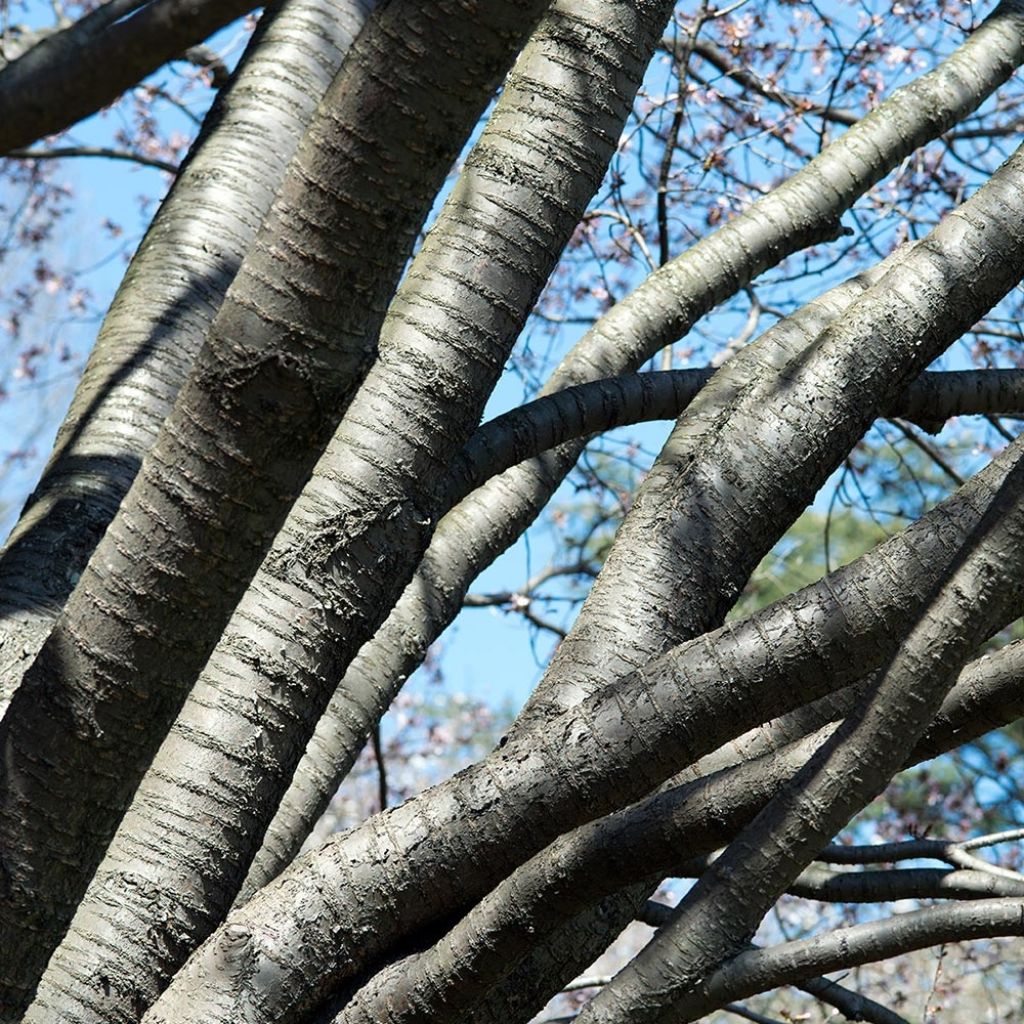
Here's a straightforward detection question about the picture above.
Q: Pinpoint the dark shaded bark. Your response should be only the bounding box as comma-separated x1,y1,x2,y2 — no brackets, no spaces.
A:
5,4,1024,1023
514,0,1024,733
306,130,1024,1020
447,367,1024,502
786,865,1024,902
326,436,1024,1024
511,144,1020,738
0,0,256,153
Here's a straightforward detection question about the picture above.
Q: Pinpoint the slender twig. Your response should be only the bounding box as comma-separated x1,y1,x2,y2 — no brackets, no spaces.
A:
887,417,965,483
6,145,177,173
821,829,1024,884
724,1003,786,1024
369,723,387,813
656,2,711,370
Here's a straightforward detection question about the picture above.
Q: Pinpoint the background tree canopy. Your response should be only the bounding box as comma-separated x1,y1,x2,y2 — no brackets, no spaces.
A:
3,1,1024,1022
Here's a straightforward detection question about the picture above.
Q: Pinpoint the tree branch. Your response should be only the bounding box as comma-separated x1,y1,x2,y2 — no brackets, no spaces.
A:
336,628,1024,1024
3,0,545,1014
243,2,1024,907
584,442,1024,1024
238,0,679,900
691,899,1024,1020
679,36,860,127
0,0,371,716
0,0,257,153
448,368,1024,504
317,440,1024,1024
6,144,178,173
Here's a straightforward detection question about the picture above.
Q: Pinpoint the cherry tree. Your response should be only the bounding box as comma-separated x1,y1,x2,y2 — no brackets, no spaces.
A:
3,1,1024,1023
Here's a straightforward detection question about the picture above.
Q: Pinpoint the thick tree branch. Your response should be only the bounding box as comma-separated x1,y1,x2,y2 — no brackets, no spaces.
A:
779,977,910,1024
820,829,1024,866
239,0,680,899
237,258,885,894
1,0,546,1014
150,423,1024,1024
0,0,256,153
0,0,372,715
342,631,1024,1024
478,622,1024,1020
514,137,1023,738
184,155,1024,1011
266,2,1024,883
551,937,913,1024
787,864,1024,902
583,445,1024,1024
448,368,1024,503
29,2,652,1022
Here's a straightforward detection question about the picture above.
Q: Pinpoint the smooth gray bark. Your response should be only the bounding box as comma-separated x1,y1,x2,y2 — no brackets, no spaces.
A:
672,899,1024,1022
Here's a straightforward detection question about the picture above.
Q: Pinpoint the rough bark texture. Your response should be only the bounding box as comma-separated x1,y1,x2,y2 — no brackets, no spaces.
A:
4,3,1024,1023
242,271,876,895
251,0,1024,888
0,1,547,1014
23,3,666,1020
445,630,1024,1024
323,445,1024,1024
241,0,680,899
512,132,1021,736
144,408,1024,1024
0,0,374,713
580,445,1024,1024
